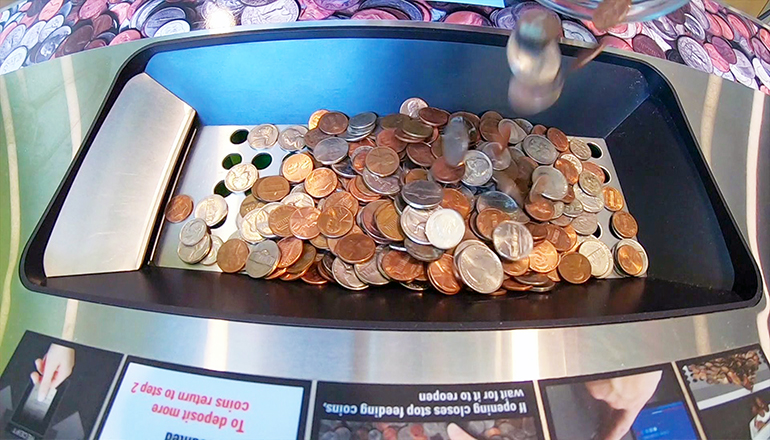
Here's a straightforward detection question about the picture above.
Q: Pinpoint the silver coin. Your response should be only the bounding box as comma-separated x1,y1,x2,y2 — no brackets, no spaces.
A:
614,238,649,276
349,146,372,175
399,97,427,118
452,239,485,257
461,150,493,186
578,237,613,277
571,212,598,235
552,201,564,219
248,124,279,149
341,128,371,142
492,220,533,261
178,234,212,264
481,142,512,170
569,138,591,160
425,209,464,250
254,202,282,238
456,243,504,294
400,206,440,245
476,190,518,214
332,257,368,290
529,280,556,293
442,116,469,167
573,184,604,213
199,235,223,266
578,171,602,196
332,158,357,178
753,57,770,89
362,168,400,196
531,166,568,200
0,24,25,61
684,13,705,41
498,119,527,143
354,248,390,285
349,111,377,130
195,194,228,226
404,238,444,262
513,118,533,134
677,35,713,74
241,0,299,24
180,218,208,246
281,192,314,208
401,280,431,291
730,48,755,87
154,19,191,37
20,21,44,48
563,199,584,217
0,46,26,74
510,207,531,224
277,125,307,152
560,153,583,174
314,137,349,165
522,135,558,165
38,15,64,42
551,215,572,226
240,209,265,244
225,163,258,192
245,240,280,278
401,180,443,209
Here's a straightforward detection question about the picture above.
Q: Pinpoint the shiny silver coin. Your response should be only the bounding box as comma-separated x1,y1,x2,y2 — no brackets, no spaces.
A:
400,206,440,245
476,190,518,214
224,163,258,192
456,244,504,294
461,150,493,186
314,137,349,165
569,138,591,160
481,142,512,170
178,234,212,264
200,235,223,266
248,124,279,149
254,202,282,238
514,118,533,134
425,209,465,250
578,237,613,278
194,194,228,226
341,128,372,142
578,171,602,197
492,220,533,261
404,238,444,262
281,192,315,208
332,257,368,290
529,279,556,293
442,116,470,166
180,218,208,246
362,168,401,196
241,0,299,24
614,238,649,277
401,180,443,209
499,119,527,143
563,199,583,217
452,239,486,257
277,125,307,152
239,209,265,244
573,184,604,213
399,97,428,118
291,182,306,194
522,135,558,164
349,111,377,130
246,240,280,278
531,166,568,200
354,249,390,285
571,212,598,235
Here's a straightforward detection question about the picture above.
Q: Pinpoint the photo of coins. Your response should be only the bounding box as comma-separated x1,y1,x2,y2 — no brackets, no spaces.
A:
685,349,764,390
317,417,539,440
169,98,649,296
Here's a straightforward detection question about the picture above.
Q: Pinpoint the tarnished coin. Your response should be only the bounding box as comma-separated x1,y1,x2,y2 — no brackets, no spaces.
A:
380,113,410,130
402,180,443,209
301,263,327,285
376,129,407,153
277,236,303,268
195,195,228,226
332,257,368,290
240,209,265,244
318,111,349,135
178,234,211,264
354,250,390,286
381,249,424,282
569,138,592,160
425,209,465,250
240,194,264,218
365,147,400,177
349,111,377,130
529,240,559,273
573,184,604,213
304,128,330,149
579,238,613,277
256,176,291,202
612,211,639,238
315,137,349,165
514,272,550,286
248,124,279,149
308,109,328,130
201,235,224,266
492,221,533,261
531,167,569,200
572,213,599,236
578,171,603,197
427,254,461,295
502,278,533,292
336,233,376,264
603,186,624,211
268,204,298,238
362,168,401,196
282,153,314,183
406,142,436,167
404,238,444,262
165,194,194,223
281,192,315,208
225,163,259,193
558,253,592,284
374,202,405,241
286,242,317,274
277,125,308,152
400,206,440,245
289,206,321,239
245,240,280,278
462,150,493,186
217,239,250,273
418,107,450,127
522,135,558,165
441,188,472,218
318,206,354,238
305,168,338,198
400,97,428,118
456,244,504,294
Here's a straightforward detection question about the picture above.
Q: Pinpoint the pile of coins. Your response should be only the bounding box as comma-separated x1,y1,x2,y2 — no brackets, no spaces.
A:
166,97,648,295
686,349,763,390
317,418,538,440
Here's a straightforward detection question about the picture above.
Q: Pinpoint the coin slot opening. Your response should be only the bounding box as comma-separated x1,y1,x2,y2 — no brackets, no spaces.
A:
230,129,248,144
592,223,602,238
214,180,232,198
252,153,272,170
600,166,612,184
587,142,603,158
222,153,242,170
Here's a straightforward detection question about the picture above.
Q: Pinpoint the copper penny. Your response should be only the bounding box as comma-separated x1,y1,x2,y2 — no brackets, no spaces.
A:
402,119,433,139
216,239,249,273
582,161,606,183
612,211,638,238
360,200,390,242
349,176,381,203
327,225,363,256
502,257,530,276
376,128,407,153
430,136,444,158
374,202,405,241
323,191,359,215
282,153,314,183
547,127,569,152
305,168,338,198
267,204,298,237
476,208,510,240
276,236,303,268
430,158,465,184
525,199,555,222
336,233,376,264
532,124,547,135
240,194,263,218
440,188,472,218
308,109,328,130
418,107,450,127
289,206,321,239
516,156,538,181
603,186,624,211
427,254,461,295
563,224,579,250
318,206,354,238
304,128,330,149
165,194,193,223
349,137,376,156
365,147,400,177
502,278,533,291
616,245,644,276
545,224,572,252
265,267,287,279
318,111,348,135
546,269,561,282
287,242,317,274
406,142,436,167
480,118,502,142
558,252,592,284
529,240,559,273
554,157,580,185
310,234,329,250
280,268,309,281
255,176,291,202
301,263,328,285
381,249,424,282
404,168,430,183
525,223,548,241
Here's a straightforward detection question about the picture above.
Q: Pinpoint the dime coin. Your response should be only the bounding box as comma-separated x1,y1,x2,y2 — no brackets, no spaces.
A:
165,194,193,223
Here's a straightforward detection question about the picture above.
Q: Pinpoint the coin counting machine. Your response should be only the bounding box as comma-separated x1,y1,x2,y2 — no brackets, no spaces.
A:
21,25,762,330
